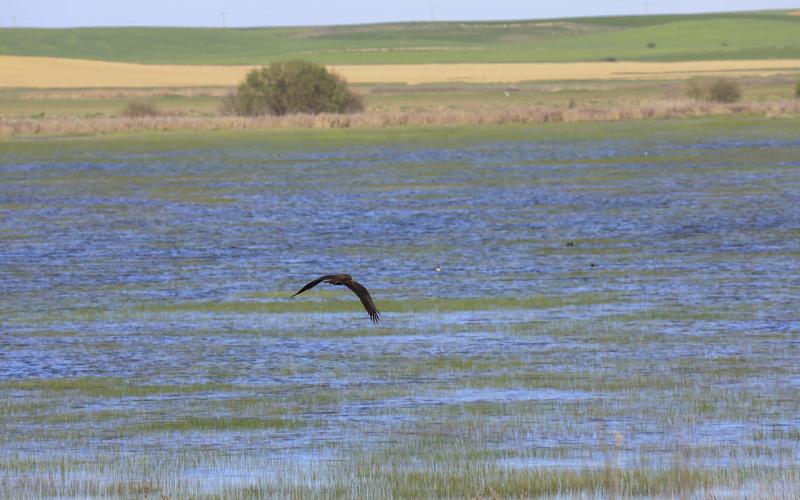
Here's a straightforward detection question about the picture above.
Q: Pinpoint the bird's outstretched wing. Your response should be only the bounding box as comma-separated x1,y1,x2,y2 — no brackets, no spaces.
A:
343,280,380,323
291,275,337,297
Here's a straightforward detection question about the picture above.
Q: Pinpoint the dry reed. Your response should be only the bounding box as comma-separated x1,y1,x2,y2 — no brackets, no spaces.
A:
2,99,799,138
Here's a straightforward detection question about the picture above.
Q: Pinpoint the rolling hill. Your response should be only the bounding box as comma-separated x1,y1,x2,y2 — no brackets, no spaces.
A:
0,10,799,65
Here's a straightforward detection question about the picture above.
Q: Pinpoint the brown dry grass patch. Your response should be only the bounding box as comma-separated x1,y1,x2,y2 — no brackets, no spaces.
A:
3,99,799,138
3,56,800,88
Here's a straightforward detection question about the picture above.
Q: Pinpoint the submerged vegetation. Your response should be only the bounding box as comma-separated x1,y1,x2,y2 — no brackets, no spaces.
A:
1,120,799,496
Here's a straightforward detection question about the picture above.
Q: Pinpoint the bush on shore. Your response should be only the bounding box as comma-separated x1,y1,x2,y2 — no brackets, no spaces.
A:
687,78,742,103
122,101,160,117
221,60,363,116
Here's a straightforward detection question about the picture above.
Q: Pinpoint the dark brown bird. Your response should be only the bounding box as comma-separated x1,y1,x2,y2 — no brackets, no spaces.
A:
291,274,380,323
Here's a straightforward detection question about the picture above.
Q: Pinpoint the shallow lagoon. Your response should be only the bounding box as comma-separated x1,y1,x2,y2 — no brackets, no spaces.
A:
1,126,799,496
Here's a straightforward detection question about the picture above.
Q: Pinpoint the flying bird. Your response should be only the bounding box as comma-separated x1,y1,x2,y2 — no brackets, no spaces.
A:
291,274,380,323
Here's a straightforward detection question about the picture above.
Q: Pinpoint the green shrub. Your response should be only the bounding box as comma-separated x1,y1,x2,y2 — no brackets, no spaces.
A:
224,60,363,116
219,92,246,116
795,79,800,98
646,41,656,49
707,78,742,103
122,101,160,117
686,79,742,103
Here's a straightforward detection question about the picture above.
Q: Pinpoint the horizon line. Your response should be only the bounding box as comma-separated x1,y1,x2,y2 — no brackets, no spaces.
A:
2,7,796,30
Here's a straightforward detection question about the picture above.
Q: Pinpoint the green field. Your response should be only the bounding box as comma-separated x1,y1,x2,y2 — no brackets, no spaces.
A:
2,10,800,64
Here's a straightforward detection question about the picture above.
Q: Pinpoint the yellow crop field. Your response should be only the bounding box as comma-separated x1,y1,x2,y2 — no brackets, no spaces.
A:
341,60,800,84
0,56,252,88
2,55,800,88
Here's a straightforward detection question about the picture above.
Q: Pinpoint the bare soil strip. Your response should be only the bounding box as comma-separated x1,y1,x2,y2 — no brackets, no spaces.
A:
3,56,800,88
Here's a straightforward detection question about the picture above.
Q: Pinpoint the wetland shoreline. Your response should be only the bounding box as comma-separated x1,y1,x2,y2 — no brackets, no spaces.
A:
2,98,799,139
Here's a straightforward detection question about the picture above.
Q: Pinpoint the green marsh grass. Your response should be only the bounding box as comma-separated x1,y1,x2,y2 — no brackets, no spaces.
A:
135,416,302,432
2,117,799,497
1,377,237,398
136,291,620,316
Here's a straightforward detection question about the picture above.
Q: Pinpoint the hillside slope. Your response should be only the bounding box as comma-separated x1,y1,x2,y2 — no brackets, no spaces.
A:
0,10,799,64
